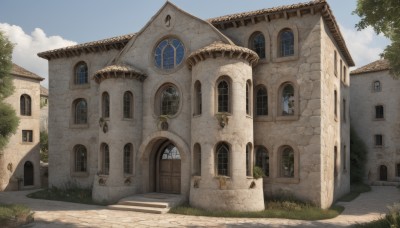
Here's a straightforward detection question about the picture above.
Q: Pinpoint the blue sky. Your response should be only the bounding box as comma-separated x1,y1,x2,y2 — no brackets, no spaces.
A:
0,0,390,87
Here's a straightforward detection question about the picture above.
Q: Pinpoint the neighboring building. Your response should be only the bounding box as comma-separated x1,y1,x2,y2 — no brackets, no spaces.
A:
0,63,43,191
350,59,400,184
38,0,353,210
40,86,49,133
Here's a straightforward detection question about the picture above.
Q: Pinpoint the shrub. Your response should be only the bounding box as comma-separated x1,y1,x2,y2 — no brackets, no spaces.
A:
350,126,368,183
253,166,265,179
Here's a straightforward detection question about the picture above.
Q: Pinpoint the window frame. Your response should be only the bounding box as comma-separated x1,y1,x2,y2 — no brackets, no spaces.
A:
246,80,252,116
154,83,181,117
278,28,295,57
193,81,202,116
123,91,134,119
373,80,382,92
215,142,230,177
74,61,89,85
22,130,33,143
249,31,266,60
154,37,185,71
123,143,133,175
102,92,110,119
277,82,298,119
73,98,88,125
193,143,201,176
255,85,268,117
101,143,110,175
20,94,32,116
74,145,88,173
374,134,383,147
216,76,232,114
375,105,384,120
255,146,270,178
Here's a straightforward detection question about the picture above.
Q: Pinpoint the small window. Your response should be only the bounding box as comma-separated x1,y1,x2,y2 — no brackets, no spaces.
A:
246,143,252,176
280,146,294,178
281,84,295,116
334,146,338,178
194,81,202,115
216,142,229,176
101,144,110,175
256,147,269,177
74,62,88,85
343,99,347,122
74,145,87,172
161,144,181,159
154,38,185,70
343,145,347,171
123,144,133,174
375,105,384,119
217,80,230,113
343,66,347,83
396,163,400,177
256,86,268,116
246,80,252,115
20,94,32,116
249,32,266,59
375,134,383,146
334,51,337,76
373,81,381,92
279,28,294,57
193,143,201,176
102,92,110,118
123,91,133,119
334,90,338,118
22,130,33,142
73,99,87,124
340,60,343,80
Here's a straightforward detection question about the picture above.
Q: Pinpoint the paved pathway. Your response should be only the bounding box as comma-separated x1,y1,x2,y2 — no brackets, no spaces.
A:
0,186,399,227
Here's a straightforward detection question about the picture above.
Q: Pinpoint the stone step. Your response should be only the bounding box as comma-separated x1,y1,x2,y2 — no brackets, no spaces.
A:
107,205,169,214
117,200,168,208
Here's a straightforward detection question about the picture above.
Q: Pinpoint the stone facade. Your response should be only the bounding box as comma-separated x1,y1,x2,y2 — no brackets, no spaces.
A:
40,86,49,133
0,64,43,191
350,60,400,184
39,0,352,210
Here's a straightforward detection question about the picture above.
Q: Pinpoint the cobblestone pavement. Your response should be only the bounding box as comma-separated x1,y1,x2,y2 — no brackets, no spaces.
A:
0,186,398,227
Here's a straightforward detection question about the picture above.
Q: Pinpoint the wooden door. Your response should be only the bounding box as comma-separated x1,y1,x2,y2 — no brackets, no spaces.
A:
380,165,387,181
24,161,34,186
158,144,181,194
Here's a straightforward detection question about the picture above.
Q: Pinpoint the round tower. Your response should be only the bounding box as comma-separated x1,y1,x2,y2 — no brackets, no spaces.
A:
92,64,146,203
187,42,264,211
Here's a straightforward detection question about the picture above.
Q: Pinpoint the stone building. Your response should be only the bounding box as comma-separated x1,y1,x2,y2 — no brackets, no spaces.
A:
350,59,400,185
0,63,43,191
40,86,49,133
38,0,353,210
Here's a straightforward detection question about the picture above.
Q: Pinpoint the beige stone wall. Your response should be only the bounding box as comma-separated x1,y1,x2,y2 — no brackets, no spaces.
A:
0,76,41,191
351,70,400,183
320,18,350,207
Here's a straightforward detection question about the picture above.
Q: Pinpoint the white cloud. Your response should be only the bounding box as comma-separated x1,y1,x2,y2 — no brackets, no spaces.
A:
339,24,386,68
0,23,77,88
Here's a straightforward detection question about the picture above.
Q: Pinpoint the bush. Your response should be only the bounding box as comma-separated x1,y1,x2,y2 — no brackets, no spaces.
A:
253,166,265,179
40,131,48,162
355,203,400,228
350,126,368,183
0,204,33,226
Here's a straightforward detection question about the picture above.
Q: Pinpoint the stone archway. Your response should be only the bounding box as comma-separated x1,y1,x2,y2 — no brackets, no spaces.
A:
380,165,388,181
139,131,190,196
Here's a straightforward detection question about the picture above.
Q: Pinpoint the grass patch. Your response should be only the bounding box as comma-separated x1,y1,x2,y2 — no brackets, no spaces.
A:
339,183,371,202
0,204,34,226
170,201,344,220
27,186,105,205
354,203,400,228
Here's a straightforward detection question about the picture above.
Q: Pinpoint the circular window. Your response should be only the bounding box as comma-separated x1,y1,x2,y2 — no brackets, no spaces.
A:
154,38,185,70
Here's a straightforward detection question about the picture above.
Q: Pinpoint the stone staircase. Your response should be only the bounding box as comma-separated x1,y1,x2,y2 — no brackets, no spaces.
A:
107,193,185,214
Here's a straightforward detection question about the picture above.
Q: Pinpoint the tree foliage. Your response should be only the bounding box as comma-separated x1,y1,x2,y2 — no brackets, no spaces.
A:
350,126,368,183
40,131,48,162
354,0,400,77
0,31,18,151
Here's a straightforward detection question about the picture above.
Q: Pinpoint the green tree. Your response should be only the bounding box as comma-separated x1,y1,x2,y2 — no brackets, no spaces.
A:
350,126,368,183
354,0,400,77
0,31,18,151
40,131,48,162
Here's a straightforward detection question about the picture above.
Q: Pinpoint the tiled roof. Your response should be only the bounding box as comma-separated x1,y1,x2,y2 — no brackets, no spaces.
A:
93,64,147,83
187,41,259,70
40,86,48,96
350,59,390,75
11,63,44,81
38,34,135,60
208,0,354,67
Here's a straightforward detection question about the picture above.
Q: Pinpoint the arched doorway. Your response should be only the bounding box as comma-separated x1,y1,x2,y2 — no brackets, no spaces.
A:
24,161,34,186
157,142,181,194
380,165,388,181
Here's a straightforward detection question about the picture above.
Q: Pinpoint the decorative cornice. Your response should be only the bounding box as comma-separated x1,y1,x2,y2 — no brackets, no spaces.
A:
93,64,147,83
186,41,259,70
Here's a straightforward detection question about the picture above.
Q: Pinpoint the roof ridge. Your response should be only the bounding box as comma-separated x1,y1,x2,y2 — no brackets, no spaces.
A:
11,63,44,81
350,59,390,75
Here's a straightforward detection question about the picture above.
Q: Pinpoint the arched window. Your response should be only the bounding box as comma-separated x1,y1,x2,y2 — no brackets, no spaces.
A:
160,85,180,116
193,143,201,176
279,28,294,57
217,80,229,113
246,80,252,115
101,143,110,175
102,92,110,118
124,144,133,174
280,146,294,178
256,147,269,177
74,145,87,172
74,62,88,85
281,84,295,116
216,142,229,176
123,91,133,119
154,38,185,70
334,90,337,117
373,80,381,92
194,81,202,115
256,86,268,116
20,94,32,116
74,99,87,124
246,143,252,176
249,32,266,59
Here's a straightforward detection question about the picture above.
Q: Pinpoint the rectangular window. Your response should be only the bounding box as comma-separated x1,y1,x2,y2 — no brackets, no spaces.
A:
340,60,343,80
343,66,347,83
22,130,33,142
334,51,337,76
375,134,383,146
343,99,346,122
397,164,400,177
343,145,347,171
375,105,384,119
334,90,337,118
